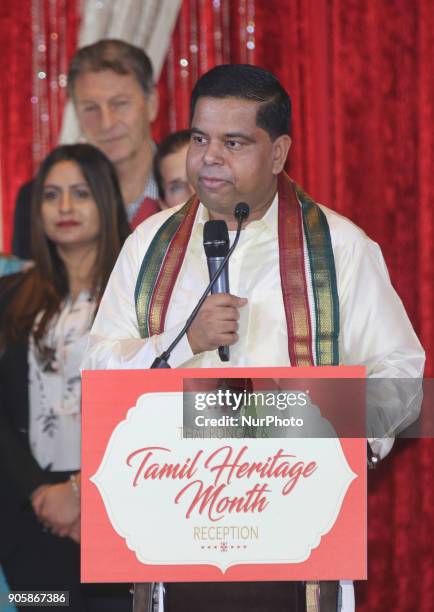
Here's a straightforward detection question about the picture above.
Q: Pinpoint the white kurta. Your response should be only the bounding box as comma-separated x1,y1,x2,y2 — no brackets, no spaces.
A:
82,195,424,612
83,195,424,380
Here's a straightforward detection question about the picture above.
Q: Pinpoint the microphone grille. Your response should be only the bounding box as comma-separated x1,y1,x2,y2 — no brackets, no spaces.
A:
234,202,250,220
203,220,230,257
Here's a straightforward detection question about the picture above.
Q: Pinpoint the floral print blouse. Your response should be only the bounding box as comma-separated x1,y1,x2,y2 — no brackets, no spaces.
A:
28,292,96,471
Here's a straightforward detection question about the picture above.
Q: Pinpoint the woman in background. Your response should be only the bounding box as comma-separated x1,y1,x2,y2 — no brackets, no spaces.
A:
0,144,131,611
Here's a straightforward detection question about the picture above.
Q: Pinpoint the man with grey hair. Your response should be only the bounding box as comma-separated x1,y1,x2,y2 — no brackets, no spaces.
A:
13,39,160,258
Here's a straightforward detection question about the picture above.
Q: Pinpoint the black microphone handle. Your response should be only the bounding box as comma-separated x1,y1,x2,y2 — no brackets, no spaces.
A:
207,256,229,294
207,256,230,362
150,217,244,368
218,344,230,362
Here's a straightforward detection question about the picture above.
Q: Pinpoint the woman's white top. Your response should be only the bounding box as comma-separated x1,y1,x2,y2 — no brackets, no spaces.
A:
28,291,95,471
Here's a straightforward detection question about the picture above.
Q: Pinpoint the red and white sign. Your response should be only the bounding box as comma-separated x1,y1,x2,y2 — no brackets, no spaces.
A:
81,366,366,582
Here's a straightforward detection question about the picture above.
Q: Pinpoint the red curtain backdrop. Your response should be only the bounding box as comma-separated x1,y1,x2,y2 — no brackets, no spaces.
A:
0,0,80,251
0,2,32,250
0,1,433,609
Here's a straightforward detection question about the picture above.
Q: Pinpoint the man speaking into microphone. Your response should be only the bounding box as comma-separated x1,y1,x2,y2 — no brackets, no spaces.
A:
82,65,424,611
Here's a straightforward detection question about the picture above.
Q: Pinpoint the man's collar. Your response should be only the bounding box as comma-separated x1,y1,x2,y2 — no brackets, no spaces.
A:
194,192,279,238
126,141,159,222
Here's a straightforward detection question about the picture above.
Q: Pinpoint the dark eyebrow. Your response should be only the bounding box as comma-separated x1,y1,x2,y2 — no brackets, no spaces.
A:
224,132,256,143
78,94,129,106
191,127,255,143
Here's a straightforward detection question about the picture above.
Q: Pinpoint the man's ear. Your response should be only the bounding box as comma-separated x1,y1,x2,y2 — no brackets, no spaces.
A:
147,87,159,123
271,135,292,174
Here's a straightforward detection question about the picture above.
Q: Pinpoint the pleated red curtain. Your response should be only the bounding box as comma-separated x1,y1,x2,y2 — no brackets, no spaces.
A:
0,0,80,251
153,0,256,141
0,2,32,251
0,2,433,608
252,4,434,609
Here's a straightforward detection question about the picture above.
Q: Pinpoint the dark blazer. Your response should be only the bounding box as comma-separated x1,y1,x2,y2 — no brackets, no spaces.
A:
12,180,34,260
0,274,68,560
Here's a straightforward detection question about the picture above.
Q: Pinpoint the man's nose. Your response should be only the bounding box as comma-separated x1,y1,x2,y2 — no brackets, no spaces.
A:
100,105,116,131
203,140,224,165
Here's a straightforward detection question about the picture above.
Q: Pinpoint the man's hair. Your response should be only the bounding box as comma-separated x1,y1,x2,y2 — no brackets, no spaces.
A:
67,39,154,97
154,130,191,199
190,64,291,140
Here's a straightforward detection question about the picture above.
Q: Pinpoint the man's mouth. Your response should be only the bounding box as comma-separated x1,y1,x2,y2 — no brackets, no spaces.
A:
99,135,126,145
199,176,229,190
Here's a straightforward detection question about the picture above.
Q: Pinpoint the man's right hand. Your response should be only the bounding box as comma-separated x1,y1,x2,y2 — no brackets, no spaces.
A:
187,293,248,355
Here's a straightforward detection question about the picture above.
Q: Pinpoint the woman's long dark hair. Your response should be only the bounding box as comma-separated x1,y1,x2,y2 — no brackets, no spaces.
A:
1,144,130,349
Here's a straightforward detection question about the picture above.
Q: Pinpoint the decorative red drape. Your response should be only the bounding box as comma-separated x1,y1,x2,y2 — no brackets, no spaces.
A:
0,1,433,609
0,1,33,251
153,0,256,142
0,0,80,252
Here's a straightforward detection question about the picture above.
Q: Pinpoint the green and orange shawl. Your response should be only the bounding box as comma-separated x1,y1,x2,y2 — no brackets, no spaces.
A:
135,172,339,368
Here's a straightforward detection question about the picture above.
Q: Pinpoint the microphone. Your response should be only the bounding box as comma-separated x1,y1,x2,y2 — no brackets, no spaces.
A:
150,202,250,368
234,202,250,222
203,220,230,361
